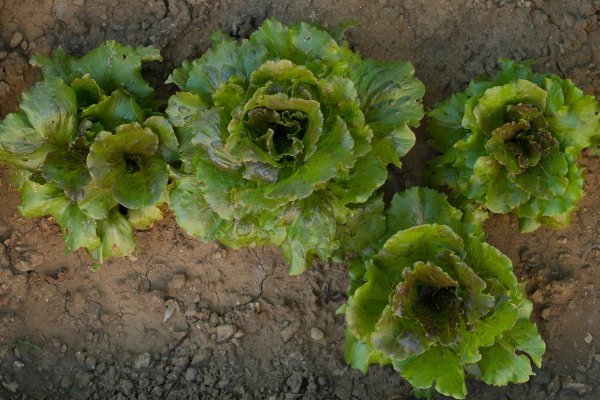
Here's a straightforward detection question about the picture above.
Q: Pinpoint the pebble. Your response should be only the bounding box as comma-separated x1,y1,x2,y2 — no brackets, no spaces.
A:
85,356,97,370
281,321,300,343
0,50,7,59
11,360,24,369
541,308,552,320
167,274,187,291
286,372,303,394
530,290,544,304
9,31,23,48
562,382,591,395
134,353,151,369
60,344,67,353
119,379,134,396
14,260,32,272
584,332,593,344
310,327,325,341
184,368,197,382
594,353,600,363
2,381,18,393
96,362,107,374
163,299,179,323
184,304,197,317
204,374,217,386
216,324,236,342
60,375,72,389
170,356,189,367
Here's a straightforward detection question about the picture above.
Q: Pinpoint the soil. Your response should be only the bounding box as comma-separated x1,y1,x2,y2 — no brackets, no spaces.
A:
0,0,599,399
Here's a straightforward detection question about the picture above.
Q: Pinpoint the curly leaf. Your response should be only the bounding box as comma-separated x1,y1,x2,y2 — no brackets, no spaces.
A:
281,196,338,275
91,208,136,261
394,346,467,399
19,79,77,146
33,41,162,101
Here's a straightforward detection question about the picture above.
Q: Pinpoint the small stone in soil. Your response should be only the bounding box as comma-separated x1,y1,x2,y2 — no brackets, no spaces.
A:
9,31,23,48
163,299,179,323
134,353,151,369
170,356,189,367
286,372,303,394
233,331,244,339
530,290,544,304
119,379,134,396
584,332,593,344
310,327,325,341
85,356,97,370
541,308,552,320
184,303,198,317
167,274,187,291
60,375,72,389
562,382,591,395
12,360,24,369
281,321,300,343
2,381,19,392
216,324,236,342
185,368,197,382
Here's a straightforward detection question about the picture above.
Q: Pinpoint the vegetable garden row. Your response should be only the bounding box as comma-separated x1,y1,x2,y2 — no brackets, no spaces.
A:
0,19,598,399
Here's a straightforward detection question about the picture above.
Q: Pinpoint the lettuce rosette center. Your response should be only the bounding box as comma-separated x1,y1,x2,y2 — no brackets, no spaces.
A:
486,103,557,174
226,60,330,180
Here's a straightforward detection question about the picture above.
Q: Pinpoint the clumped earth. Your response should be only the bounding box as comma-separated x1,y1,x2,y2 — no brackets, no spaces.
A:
0,0,599,399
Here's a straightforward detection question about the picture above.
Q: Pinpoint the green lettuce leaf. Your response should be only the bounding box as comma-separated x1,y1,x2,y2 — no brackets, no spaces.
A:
32,41,162,101
87,122,168,209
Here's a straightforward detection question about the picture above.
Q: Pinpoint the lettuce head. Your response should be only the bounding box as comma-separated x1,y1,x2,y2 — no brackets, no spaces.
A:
166,20,425,274
340,187,545,399
426,60,599,232
0,41,177,263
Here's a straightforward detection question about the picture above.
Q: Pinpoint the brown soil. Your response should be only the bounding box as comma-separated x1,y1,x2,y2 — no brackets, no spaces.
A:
0,0,599,399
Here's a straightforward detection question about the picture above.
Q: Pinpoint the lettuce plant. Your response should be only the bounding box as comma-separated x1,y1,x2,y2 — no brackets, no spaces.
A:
166,19,425,274
339,187,545,399
0,41,177,263
427,60,599,232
